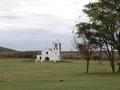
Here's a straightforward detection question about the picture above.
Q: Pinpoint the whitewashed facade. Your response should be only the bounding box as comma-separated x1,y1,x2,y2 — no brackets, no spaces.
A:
36,40,61,62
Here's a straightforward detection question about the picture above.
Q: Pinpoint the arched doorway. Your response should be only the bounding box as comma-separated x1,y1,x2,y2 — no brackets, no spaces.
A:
39,57,41,60
45,57,49,61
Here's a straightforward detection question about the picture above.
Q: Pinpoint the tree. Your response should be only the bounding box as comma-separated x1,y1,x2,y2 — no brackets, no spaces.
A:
74,24,97,73
75,0,120,72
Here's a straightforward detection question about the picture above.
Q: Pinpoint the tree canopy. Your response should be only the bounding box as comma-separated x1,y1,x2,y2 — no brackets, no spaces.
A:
75,0,120,72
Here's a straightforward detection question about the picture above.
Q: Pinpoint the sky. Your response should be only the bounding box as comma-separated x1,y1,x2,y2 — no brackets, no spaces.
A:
0,0,96,51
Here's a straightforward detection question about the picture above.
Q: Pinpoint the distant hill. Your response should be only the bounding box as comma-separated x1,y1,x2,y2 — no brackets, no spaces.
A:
0,47,16,52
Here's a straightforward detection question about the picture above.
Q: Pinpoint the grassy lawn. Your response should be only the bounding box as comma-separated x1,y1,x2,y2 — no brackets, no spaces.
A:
0,59,120,90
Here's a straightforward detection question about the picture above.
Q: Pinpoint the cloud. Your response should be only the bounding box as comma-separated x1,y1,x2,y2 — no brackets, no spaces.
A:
0,29,73,51
0,0,96,51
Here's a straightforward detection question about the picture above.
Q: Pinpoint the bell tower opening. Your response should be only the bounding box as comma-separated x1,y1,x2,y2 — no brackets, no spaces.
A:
53,40,61,52
55,44,58,50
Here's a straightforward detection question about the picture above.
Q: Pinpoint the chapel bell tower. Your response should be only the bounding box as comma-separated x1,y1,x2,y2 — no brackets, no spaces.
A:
53,40,61,53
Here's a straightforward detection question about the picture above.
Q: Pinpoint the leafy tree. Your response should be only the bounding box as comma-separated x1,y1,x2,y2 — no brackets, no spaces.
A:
74,23,97,73
75,0,120,72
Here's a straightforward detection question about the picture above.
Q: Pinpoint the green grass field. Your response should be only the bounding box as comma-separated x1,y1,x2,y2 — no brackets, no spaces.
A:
0,59,120,90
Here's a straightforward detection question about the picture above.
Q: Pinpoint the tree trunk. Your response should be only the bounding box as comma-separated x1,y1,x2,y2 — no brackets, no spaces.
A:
118,62,120,72
109,49,115,73
111,45,115,73
86,59,90,73
98,37,102,65
104,39,115,73
98,51,102,65
110,59,115,73
86,54,90,73
106,50,115,73
99,47,102,65
117,52,120,72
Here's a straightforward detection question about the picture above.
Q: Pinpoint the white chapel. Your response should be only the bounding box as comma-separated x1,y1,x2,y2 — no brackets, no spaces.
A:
36,40,61,62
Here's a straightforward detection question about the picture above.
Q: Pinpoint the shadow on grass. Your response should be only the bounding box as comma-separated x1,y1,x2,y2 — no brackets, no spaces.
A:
58,60,81,64
0,80,7,83
73,72,120,77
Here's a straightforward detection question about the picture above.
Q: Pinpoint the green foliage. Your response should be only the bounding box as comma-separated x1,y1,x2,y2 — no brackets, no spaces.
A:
75,0,120,72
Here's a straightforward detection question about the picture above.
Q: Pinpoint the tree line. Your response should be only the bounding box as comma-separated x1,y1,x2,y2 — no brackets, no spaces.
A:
0,51,37,59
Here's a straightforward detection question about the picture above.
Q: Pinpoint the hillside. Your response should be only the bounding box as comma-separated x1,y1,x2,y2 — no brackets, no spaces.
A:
0,46,16,52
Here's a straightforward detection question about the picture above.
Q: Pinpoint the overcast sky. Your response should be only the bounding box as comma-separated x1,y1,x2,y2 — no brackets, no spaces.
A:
0,0,96,51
